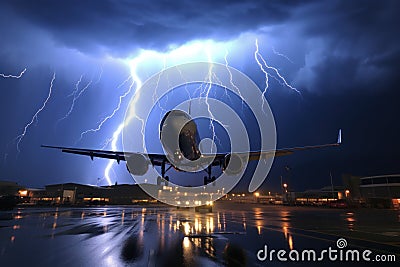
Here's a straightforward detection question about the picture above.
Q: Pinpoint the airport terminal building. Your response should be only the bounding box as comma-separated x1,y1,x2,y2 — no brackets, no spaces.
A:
359,174,400,208
13,183,155,206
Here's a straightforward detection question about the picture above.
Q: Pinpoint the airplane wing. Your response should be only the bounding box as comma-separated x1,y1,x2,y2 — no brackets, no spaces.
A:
211,129,342,162
42,129,341,166
40,145,167,166
272,128,342,157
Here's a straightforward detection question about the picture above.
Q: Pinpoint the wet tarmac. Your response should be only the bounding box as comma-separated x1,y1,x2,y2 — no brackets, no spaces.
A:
0,203,399,266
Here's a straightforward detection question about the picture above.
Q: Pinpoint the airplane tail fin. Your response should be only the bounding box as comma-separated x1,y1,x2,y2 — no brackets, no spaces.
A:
337,129,342,144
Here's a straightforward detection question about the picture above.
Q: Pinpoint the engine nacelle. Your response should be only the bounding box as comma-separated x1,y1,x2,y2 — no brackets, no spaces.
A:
126,154,149,176
223,153,244,175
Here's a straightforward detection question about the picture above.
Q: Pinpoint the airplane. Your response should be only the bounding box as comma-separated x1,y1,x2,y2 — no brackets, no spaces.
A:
42,109,342,186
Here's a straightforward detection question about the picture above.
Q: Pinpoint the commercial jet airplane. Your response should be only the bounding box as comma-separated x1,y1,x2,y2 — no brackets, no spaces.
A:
43,109,342,186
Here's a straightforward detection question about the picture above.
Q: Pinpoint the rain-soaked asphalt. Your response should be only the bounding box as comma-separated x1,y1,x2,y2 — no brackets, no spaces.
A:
0,202,399,266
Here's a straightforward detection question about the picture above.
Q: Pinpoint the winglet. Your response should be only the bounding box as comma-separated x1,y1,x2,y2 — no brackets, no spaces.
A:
337,129,342,144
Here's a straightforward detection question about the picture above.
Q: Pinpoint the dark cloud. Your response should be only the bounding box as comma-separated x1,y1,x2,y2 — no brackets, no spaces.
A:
2,0,309,56
289,1,400,93
2,0,399,93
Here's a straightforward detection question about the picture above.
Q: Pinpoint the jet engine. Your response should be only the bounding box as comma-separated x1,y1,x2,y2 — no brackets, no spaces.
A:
223,153,244,175
126,154,149,176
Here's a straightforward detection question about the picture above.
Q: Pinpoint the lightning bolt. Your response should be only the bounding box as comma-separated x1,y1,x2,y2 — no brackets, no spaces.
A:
198,49,229,153
67,75,83,97
60,68,102,126
57,75,92,125
204,53,218,153
77,75,133,145
224,49,246,113
151,56,170,123
254,39,300,106
0,68,27,79
103,61,142,185
272,46,294,64
15,72,56,153
95,66,104,85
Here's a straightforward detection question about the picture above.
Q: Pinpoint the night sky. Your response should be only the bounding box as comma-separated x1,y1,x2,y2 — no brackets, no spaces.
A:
1,0,399,193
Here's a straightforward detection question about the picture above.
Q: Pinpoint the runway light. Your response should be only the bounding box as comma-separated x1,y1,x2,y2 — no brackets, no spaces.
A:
18,190,28,197
288,235,294,250
184,222,190,235
183,237,190,248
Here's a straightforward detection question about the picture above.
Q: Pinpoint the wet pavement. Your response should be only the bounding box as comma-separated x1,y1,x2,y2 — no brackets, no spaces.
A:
0,203,399,266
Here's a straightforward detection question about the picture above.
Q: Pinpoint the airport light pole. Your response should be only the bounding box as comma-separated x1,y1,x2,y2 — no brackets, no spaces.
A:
283,183,288,193
330,172,335,199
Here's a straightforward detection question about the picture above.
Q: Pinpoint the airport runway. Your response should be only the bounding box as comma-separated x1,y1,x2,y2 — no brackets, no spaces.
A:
0,203,398,266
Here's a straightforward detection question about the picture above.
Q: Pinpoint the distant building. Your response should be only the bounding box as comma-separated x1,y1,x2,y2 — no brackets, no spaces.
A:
359,174,400,208
22,183,157,205
0,181,21,196
102,184,154,204
0,181,24,209
45,183,110,205
291,186,346,205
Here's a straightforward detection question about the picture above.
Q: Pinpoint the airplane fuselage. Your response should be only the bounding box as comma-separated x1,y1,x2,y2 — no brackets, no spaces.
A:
159,110,202,163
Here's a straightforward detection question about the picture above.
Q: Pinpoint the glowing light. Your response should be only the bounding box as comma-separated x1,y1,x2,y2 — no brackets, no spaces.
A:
15,72,56,153
183,222,190,235
18,190,28,196
0,68,26,79
288,235,294,250
183,237,190,248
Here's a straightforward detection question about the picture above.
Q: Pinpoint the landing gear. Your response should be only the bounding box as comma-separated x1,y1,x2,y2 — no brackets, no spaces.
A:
203,165,216,186
157,160,170,186
157,176,169,186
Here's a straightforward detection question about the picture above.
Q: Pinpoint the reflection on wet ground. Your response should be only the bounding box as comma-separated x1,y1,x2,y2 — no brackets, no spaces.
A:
0,203,399,266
